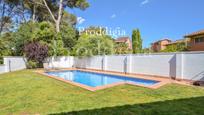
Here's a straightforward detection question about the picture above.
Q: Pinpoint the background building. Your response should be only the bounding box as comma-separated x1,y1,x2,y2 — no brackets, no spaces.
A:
184,30,204,51
151,39,171,52
115,37,132,49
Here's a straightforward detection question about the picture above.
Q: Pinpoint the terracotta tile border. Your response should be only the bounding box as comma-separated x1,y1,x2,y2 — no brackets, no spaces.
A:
35,68,184,91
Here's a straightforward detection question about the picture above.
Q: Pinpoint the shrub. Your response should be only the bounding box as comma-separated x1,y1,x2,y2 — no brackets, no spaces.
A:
26,60,38,69
0,57,3,64
24,42,49,68
114,43,130,54
161,43,188,52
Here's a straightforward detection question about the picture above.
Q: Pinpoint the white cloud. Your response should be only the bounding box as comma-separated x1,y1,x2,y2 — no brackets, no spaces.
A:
110,14,116,19
141,0,149,5
77,17,85,25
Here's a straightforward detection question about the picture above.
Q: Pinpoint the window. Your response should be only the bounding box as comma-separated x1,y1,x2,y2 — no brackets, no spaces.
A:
195,37,204,43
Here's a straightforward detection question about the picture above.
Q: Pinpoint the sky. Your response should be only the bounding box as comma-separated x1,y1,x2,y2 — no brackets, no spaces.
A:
67,0,204,48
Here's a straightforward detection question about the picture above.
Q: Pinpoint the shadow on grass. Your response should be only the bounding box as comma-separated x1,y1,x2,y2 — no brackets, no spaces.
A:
49,96,204,115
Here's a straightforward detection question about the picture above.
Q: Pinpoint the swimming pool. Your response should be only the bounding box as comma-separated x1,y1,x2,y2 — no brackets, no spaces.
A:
45,70,159,89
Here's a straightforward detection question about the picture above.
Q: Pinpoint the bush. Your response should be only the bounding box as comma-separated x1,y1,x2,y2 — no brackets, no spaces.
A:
26,60,38,69
24,42,49,68
0,57,3,64
114,43,130,54
161,43,188,52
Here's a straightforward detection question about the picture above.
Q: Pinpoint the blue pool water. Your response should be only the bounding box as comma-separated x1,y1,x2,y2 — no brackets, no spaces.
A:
46,70,159,87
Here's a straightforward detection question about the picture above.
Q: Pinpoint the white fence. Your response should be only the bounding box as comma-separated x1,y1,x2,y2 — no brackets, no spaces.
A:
74,52,204,81
0,57,27,74
0,65,6,74
1,52,204,81
46,56,74,69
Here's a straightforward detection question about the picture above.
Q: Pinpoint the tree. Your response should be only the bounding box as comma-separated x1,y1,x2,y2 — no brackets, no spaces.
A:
41,0,89,32
22,0,59,22
114,43,130,54
11,22,39,55
161,43,188,52
0,35,12,64
59,24,78,50
32,22,69,56
61,11,77,26
11,22,69,56
73,34,114,56
0,0,21,34
132,29,143,53
0,0,81,34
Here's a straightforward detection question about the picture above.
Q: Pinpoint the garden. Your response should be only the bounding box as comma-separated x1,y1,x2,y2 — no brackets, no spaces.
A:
0,0,203,115
0,70,204,114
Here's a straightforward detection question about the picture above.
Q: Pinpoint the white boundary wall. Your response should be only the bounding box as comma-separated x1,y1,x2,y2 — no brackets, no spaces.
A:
46,56,74,69
0,57,27,74
182,52,204,81
0,65,6,74
74,52,204,81
1,52,204,81
74,56,104,70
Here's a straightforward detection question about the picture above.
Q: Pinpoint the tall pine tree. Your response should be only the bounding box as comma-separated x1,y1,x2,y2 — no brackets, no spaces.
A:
132,29,143,54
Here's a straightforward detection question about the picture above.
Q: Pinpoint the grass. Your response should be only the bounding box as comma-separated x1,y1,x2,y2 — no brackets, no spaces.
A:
0,70,204,115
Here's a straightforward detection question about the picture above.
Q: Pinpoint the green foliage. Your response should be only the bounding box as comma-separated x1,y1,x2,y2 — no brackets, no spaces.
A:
66,0,90,10
10,22,71,56
32,22,68,56
12,22,39,55
73,34,114,56
49,36,69,56
162,43,188,52
61,12,77,26
26,60,38,69
0,34,12,64
142,48,152,53
0,57,3,64
59,24,78,50
132,29,143,54
114,43,130,54
32,22,55,43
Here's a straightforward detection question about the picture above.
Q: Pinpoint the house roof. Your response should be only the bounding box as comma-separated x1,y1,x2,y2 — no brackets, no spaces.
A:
115,37,130,43
152,39,171,44
184,29,204,38
165,39,186,45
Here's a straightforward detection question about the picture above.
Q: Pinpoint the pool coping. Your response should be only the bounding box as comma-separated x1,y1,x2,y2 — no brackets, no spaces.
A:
36,68,172,91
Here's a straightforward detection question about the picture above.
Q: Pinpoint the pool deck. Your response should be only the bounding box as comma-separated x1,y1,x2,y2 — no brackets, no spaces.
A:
36,68,192,91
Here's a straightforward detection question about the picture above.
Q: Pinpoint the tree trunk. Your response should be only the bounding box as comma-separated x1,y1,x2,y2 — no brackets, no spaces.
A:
32,5,36,22
56,0,63,33
42,0,63,33
56,20,60,33
0,2,6,34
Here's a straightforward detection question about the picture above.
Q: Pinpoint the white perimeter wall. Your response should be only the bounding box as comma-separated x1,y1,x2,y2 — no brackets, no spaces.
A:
74,52,204,81
46,56,74,69
131,54,175,77
0,57,26,74
74,56,104,70
0,65,6,74
182,52,204,81
106,55,126,72
1,52,204,81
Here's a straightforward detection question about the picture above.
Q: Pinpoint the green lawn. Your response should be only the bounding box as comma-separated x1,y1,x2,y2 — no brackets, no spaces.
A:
0,70,204,115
